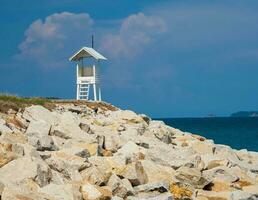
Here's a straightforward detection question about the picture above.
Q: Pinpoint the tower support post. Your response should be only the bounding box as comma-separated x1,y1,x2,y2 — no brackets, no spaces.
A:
98,85,102,101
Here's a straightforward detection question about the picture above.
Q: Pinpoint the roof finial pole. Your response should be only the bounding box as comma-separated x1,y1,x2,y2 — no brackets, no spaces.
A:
91,35,94,49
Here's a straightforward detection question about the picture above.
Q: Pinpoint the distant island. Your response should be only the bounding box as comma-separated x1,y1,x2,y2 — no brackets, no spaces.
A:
231,111,258,117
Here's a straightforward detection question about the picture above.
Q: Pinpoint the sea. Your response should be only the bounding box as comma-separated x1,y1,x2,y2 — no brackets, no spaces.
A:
158,117,258,152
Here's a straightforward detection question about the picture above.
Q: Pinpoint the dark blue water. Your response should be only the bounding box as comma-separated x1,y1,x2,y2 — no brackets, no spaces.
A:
158,117,258,152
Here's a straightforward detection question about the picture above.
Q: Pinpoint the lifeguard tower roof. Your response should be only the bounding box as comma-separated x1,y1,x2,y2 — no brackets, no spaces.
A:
69,47,107,61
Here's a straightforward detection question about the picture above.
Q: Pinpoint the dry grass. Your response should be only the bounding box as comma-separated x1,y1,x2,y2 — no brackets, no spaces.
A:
0,94,118,114
0,94,51,113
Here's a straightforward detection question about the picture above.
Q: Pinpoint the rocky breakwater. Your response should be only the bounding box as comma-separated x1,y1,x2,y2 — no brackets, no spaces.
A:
0,101,258,200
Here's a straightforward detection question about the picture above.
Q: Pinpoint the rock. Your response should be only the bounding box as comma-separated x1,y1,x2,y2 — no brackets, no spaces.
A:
22,105,58,124
112,196,123,200
202,166,239,183
107,173,134,198
79,122,93,134
1,101,258,199
45,151,88,180
242,184,258,194
80,166,107,186
127,192,173,200
80,181,112,200
104,134,123,153
146,144,196,169
50,169,66,184
147,120,174,144
0,180,4,196
25,120,54,151
63,147,90,159
0,132,27,144
63,142,98,157
26,120,50,138
231,190,258,200
35,162,53,187
201,154,229,169
195,189,231,200
139,114,151,125
175,166,210,189
134,160,176,185
0,121,12,135
119,163,141,186
1,187,55,200
39,183,80,200
109,110,146,124
0,151,17,168
50,112,88,139
113,141,146,165
0,157,52,188
88,156,124,178
36,136,58,151
191,141,215,155
134,181,169,194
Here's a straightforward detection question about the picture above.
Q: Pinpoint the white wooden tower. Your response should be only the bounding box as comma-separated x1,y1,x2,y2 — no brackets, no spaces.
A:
69,47,107,101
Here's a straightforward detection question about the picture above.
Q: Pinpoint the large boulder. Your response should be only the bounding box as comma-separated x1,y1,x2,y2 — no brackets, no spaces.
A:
146,120,174,144
132,160,175,185
80,181,112,200
26,120,50,139
45,151,88,181
25,120,58,151
0,119,12,134
80,166,107,186
107,173,134,198
0,156,52,188
50,112,92,140
22,105,58,124
113,141,146,165
175,166,210,189
0,144,18,167
39,183,82,200
1,187,55,200
231,190,258,200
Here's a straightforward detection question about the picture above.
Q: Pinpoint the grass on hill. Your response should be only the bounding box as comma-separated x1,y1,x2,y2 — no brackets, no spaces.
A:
0,94,118,114
0,94,51,113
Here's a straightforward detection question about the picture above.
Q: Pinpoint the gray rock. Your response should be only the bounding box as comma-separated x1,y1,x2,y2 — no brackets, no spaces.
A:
79,122,93,134
80,166,107,186
127,192,173,200
50,112,86,139
0,120,12,135
202,166,239,183
107,174,134,198
22,105,58,124
175,166,210,189
26,120,50,138
231,190,258,200
36,136,58,151
39,183,80,200
0,180,4,196
111,196,123,200
1,187,56,200
134,181,169,194
0,157,52,188
45,151,87,180
35,161,52,187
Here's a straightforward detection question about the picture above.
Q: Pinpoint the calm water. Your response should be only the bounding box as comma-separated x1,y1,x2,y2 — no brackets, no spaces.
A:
158,117,258,152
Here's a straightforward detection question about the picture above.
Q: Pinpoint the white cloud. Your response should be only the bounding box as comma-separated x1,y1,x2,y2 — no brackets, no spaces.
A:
17,12,166,69
17,12,93,68
100,13,167,58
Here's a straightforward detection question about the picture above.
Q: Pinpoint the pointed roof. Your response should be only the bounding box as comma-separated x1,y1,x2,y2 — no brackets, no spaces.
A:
69,47,107,61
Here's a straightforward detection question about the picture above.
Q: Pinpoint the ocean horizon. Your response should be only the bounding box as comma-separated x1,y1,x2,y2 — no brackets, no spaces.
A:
158,117,258,152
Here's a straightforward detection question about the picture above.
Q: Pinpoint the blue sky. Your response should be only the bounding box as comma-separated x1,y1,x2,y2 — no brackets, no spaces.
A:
0,0,258,117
